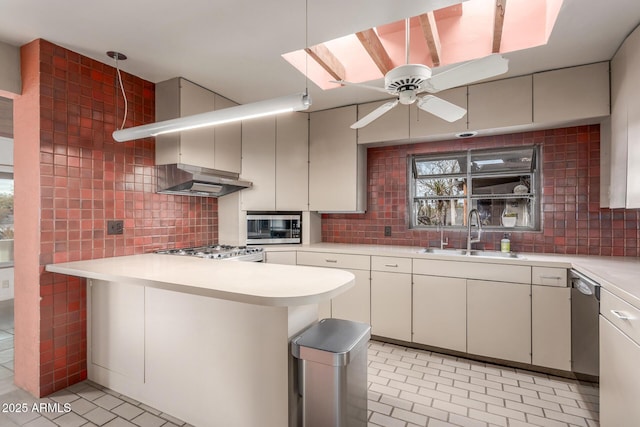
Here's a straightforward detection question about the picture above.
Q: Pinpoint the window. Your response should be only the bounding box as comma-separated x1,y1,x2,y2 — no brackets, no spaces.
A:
0,136,13,264
410,146,539,230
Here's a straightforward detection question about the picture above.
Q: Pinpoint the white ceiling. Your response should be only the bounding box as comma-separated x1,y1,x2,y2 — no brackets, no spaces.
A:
0,0,639,112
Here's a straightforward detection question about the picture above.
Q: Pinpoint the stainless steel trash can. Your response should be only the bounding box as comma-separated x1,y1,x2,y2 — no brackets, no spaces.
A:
291,318,371,427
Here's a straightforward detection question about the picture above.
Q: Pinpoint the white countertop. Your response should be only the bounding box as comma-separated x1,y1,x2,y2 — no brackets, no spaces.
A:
46,254,354,307
264,243,640,308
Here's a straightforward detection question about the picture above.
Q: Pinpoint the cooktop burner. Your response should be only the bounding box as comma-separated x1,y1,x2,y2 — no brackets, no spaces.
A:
155,245,264,261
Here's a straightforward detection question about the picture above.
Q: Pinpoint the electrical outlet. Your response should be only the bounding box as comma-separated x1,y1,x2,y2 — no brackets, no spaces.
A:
107,220,124,235
1,280,9,289
384,226,392,237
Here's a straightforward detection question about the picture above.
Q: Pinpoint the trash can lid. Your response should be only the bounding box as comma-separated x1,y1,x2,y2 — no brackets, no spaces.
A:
291,318,371,366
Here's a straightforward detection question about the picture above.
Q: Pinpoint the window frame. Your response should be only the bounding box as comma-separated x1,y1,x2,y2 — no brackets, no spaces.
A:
408,145,540,230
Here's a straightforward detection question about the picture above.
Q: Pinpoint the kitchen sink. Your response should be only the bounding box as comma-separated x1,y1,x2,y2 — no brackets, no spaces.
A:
418,248,524,259
420,248,467,255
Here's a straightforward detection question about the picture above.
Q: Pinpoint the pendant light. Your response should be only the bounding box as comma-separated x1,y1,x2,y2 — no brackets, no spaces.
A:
112,93,310,142
111,2,312,143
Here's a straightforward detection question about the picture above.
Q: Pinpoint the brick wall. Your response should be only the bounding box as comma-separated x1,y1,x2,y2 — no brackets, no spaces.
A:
15,39,217,396
322,125,640,257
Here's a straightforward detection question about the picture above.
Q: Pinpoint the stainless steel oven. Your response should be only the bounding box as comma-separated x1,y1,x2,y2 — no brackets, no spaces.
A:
246,212,302,245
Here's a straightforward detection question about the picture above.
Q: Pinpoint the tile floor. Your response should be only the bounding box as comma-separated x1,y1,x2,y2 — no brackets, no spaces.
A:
366,341,599,427
0,300,599,427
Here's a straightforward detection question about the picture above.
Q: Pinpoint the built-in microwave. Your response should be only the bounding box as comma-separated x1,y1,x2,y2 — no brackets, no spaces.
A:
246,212,302,245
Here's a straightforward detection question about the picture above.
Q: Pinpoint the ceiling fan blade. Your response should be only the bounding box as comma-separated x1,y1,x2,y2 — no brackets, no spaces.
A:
350,100,399,129
423,54,509,93
417,95,467,122
330,79,391,94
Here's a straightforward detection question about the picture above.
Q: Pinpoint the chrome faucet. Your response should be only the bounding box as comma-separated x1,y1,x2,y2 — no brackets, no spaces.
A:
437,225,449,250
467,209,482,253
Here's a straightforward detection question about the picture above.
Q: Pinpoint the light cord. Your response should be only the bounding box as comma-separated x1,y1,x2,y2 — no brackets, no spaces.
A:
114,57,128,130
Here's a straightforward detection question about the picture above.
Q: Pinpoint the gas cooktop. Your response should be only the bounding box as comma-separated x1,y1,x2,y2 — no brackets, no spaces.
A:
155,244,264,262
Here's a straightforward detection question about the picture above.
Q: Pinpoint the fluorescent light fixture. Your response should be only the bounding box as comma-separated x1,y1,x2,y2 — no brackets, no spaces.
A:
112,92,311,142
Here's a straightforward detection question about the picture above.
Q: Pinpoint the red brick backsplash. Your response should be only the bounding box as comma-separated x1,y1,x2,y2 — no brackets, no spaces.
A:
322,125,640,257
33,40,217,395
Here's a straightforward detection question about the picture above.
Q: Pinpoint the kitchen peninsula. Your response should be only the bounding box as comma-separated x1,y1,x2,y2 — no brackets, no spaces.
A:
46,254,355,427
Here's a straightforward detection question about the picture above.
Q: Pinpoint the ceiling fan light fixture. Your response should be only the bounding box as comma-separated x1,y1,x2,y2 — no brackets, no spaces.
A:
113,93,311,142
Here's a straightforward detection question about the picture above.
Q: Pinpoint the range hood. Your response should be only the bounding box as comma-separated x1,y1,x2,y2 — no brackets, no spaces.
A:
157,163,252,197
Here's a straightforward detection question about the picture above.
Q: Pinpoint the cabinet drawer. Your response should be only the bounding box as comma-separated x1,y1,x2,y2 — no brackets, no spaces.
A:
371,256,411,273
532,267,567,287
413,259,531,284
296,251,370,271
601,289,640,345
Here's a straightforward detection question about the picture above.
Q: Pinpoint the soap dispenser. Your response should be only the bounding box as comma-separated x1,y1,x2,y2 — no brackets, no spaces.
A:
500,233,511,253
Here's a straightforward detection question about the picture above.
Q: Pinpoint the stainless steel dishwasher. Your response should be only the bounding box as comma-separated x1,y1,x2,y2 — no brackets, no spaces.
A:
569,269,600,378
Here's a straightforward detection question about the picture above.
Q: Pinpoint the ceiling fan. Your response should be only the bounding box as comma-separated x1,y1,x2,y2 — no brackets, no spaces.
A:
332,20,509,129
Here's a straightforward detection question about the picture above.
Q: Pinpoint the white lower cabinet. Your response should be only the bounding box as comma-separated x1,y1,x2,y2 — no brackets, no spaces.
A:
370,256,412,341
265,251,296,265
371,271,411,340
89,280,145,382
412,275,467,353
532,286,571,370
332,268,371,324
296,251,371,323
467,280,532,364
600,317,640,426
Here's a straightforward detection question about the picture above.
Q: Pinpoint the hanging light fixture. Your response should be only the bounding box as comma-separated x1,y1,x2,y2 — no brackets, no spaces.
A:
112,93,311,142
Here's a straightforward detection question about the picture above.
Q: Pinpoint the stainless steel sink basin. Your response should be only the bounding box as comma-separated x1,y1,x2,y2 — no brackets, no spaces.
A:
418,248,524,259
420,248,467,255
466,250,523,259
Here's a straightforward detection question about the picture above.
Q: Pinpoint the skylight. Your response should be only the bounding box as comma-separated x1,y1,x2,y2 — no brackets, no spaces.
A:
283,0,563,90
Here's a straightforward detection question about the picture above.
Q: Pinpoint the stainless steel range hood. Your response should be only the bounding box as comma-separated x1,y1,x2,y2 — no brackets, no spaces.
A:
157,163,252,197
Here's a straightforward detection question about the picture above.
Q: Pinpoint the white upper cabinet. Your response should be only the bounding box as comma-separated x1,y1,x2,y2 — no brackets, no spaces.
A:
468,75,533,131
241,116,277,211
356,100,409,144
609,41,629,208
275,113,309,211
533,62,610,124
214,95,242,174
410,87,468,139
155,78,242,174
309,105,366,212
609,24,640,208
241,113,308,211
625,27,640,208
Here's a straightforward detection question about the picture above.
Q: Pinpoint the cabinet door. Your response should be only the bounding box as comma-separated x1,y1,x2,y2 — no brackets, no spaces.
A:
276,112,309,211
214,95,242,174
468,76,532,130
532,286,571,371
241,116,276,211
467,280,531,364
412,275,466,352
600,317,640,426
371,271,411,341
309,106,361,212
410,87,467,139
179,79,217,170
265,251,296,265
533,62,610,124
610,36,629,208
90,280,144,382
625,28,640,208
356,100,409,144
331,268,370,324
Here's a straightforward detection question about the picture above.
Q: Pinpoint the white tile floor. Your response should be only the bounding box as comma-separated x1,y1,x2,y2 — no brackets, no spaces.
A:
0,298,599,427
367,341,599,427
